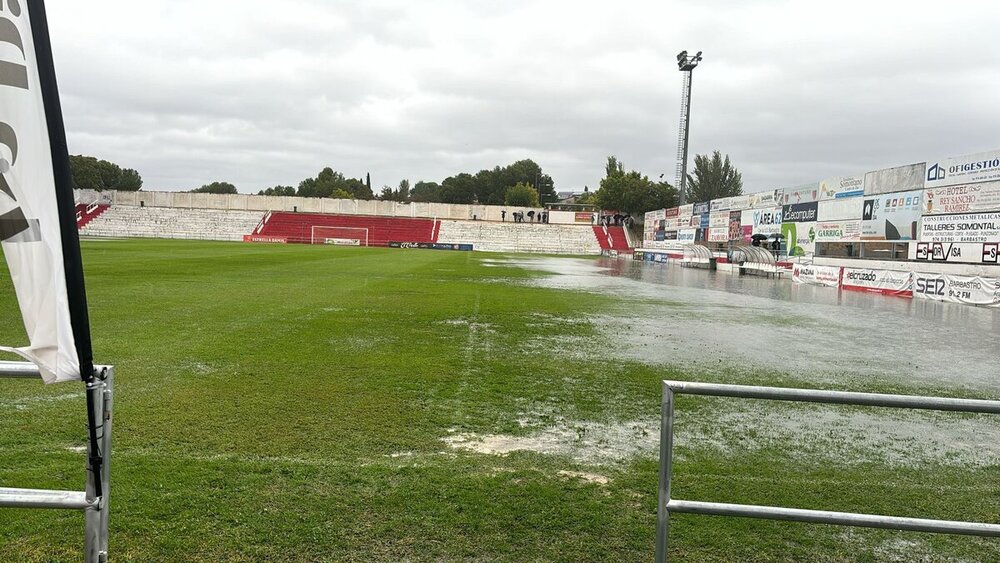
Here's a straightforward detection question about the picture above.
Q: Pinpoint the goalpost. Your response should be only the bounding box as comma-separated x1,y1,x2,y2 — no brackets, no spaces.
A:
310,226,369,246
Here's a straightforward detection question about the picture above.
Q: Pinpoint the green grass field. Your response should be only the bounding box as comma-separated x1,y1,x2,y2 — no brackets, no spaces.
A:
1,240,998,561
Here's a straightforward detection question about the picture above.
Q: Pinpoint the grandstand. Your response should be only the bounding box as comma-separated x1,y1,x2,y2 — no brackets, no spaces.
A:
436,220,608,254
74,197,635,255
80,206,263,242
253,212,439,246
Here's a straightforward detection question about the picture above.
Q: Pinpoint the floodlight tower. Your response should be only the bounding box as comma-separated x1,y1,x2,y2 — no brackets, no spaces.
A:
675,50,702,206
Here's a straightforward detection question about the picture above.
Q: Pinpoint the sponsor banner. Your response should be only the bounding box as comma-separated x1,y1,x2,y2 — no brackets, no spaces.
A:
729,195,750,211
911,241,999,264
728,211,742,241
678,229,697,243
709,212,729,228
841,268,913,297
744,206,783,236
575,212,594,223
913,273,1000,307
748,189,784,209
925,149,1000,189
792,265,842,287
1,2,95,383
740,225,753,243
389,241,474,251
688,215,701,227
678,203,694,218
710,197,731,213
922,181,1000,215
693,202,710,215
654,231,665,241
861,189,923,240
699,213,710,229
243,235,288,243
665,207,680,218
782,201,819,223
781,221,817,256
815,220,861,242
708,227,729,242
865,163,926,196
781,183,820,206
325,238,360,246
818,196,863,221
819,175,866,200
918,212,1000,243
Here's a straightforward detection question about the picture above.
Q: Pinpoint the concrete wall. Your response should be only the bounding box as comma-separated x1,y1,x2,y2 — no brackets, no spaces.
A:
75,189,557,224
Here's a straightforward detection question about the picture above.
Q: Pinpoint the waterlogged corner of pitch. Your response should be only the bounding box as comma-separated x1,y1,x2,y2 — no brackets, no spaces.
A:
505,256,1000,392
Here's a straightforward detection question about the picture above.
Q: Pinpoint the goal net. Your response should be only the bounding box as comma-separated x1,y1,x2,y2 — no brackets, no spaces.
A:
310,226,369,246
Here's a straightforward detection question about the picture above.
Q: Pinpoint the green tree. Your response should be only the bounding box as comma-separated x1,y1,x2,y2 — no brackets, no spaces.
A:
410,181,441,202
380,179,410,202
296,168,374,200
69,155,142,191
191,181,238,194
331,188,354,199
504,182,540,207
594,155,678,215
685,150,743,203
258,185,296,196
439,173,476,204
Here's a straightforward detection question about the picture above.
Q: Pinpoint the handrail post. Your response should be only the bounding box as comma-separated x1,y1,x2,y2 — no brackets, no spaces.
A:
656,383,675,563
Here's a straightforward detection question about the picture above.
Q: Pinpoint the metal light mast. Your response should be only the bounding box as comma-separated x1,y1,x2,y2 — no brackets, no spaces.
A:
675,50,702,206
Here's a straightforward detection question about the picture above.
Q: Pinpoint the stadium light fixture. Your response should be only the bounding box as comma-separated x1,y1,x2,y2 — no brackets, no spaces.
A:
674,50,703,205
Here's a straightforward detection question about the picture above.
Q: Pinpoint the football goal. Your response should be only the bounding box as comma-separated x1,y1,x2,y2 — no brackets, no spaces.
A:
310,226,369,246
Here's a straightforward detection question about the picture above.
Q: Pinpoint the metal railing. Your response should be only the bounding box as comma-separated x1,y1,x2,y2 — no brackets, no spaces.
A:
656,380,1000,562
0,361,114,562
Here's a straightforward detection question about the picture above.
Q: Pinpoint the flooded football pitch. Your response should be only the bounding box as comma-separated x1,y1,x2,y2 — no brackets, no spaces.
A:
510,256,1000,393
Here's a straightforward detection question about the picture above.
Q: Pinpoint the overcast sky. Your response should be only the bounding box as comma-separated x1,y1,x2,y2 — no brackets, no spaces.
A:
47,0,1000,194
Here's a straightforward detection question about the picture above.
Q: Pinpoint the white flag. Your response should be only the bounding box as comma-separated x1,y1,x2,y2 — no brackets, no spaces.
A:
0,0,92,384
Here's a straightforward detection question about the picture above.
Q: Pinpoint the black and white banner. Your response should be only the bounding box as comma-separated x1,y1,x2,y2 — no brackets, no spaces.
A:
0,1,92,383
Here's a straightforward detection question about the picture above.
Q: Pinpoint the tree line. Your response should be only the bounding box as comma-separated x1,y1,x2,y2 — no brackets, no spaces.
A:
592,150,743,215
258,159,556,206
69,150,743,215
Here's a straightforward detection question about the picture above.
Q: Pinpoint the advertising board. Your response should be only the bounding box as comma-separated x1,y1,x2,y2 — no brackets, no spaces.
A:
576,212,595,223
913,273,1000,307
729,195,750,211
243,235,288,243
918,212,1000,243
925,149,1000,189
910,241,999,264
792,265,842,287
693,202,710,215
864,163,926,196
708,227,729,242
781,222,817,256
678,229,697,243
678,203,694,218
815,220,861,242
728,211,743,241
743,206,783,236
666,207,680,218
861,189,923,240
840,268,913,297
709,212,729,228
710,198,731,213
818,197,863,221
781,183,820,206
699,213,710,229
818,175,866,200
782,202,819,223
922,181,1000,215
748,189,783,208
